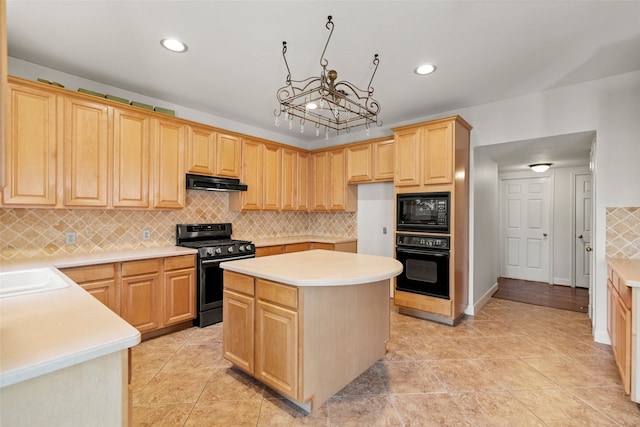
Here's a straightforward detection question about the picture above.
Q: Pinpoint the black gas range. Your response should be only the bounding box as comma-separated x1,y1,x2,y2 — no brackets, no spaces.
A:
176,223,255,327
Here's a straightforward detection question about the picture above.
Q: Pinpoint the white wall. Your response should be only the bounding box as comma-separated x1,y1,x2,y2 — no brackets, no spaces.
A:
499,166,591,286
356,183,394,258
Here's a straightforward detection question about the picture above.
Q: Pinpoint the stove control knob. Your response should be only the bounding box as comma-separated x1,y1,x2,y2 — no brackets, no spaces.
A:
227,247,234,253
245,244,253,251
239,245,245,252
206,248,214,256
215,248,222,255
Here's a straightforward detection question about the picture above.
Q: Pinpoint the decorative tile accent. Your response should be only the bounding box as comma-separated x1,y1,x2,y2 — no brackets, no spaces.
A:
606,207,640,259
0,191,356,261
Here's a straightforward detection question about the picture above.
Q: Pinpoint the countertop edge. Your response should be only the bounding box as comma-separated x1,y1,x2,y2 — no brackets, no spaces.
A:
607,257,640,287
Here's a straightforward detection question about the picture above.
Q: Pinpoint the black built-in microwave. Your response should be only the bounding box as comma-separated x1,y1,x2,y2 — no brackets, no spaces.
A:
396,192,450,233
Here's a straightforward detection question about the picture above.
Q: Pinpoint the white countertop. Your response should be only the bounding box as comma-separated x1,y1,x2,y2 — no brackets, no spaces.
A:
0,268,140,388
0,246,198,388
607,257,640,287
220,249,402,286
250,235,357,247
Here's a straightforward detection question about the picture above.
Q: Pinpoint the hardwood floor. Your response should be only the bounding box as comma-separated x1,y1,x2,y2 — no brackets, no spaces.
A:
493,277,589,313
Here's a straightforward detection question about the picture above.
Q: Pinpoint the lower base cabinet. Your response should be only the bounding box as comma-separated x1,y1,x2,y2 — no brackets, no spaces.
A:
607,264,633,395
255,240,357,257
60,254,195,335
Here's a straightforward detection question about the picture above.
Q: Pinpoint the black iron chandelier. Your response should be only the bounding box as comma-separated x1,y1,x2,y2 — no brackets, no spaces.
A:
274,16,382,139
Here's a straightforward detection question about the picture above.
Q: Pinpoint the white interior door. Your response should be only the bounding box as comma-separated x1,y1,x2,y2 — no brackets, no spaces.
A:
574,173,592,288
500,177,551,283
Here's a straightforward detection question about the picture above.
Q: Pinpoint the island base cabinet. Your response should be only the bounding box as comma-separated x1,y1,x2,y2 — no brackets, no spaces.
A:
0,350,130,427
255,300,298,400
223,289,255,374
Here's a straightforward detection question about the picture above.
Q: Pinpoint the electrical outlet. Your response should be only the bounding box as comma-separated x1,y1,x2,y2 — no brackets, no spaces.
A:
65,232,76,245
142,230,151,241
383,227,388,234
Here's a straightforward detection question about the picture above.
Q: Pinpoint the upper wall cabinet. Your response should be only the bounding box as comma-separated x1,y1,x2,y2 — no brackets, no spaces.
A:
393,116,471,191
346,138,394,184
3,81,58,206
186,126,241,179
311,147,357,212
152,117,186,209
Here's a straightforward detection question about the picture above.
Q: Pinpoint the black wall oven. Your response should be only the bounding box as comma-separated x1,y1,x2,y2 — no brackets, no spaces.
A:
397,192,450,233
395,234,450,299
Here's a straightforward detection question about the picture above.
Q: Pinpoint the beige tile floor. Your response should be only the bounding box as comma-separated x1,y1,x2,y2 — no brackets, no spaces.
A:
131,298,640,426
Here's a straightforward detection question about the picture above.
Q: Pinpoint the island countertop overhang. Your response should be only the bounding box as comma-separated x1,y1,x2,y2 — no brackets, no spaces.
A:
220,249,403,286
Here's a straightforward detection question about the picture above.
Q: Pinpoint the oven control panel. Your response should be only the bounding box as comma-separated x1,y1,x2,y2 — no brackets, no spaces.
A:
396,234,450,250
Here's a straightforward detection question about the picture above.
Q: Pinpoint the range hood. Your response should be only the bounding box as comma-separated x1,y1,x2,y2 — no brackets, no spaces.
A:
186,174,247,192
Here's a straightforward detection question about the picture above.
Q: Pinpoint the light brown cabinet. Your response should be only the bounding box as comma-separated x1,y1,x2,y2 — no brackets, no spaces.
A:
152,118,186,209
263,143,282,210
255,240,357,257
281,147,298,211
3,81,58,206
392,116,472,325
121,259,162,332
311,148,357,212
346,138,394,184
59,263,120,315
163,255,196,326
113,108,151,208
186,127,241,178
62,95,110,207
215,133,242,178
222,272,299,400
608,264,633,395
296,151,310,211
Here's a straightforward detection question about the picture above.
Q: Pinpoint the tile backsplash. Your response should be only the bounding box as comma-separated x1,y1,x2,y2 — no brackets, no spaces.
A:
606,207,640,259
0,191,356,261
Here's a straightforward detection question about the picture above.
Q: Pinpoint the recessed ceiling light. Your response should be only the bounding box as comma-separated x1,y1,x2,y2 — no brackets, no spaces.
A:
415,64,436,75
529,163,552,172
160,38,188,53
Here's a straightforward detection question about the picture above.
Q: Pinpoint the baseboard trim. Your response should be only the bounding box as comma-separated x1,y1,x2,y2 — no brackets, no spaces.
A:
594,329,611,345
553,278,572,286
465,281,499,316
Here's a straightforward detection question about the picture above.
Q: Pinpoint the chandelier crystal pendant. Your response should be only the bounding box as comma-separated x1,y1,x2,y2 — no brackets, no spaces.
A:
274,16,382,137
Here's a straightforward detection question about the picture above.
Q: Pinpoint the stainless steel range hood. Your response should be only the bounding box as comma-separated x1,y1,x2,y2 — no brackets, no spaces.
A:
186,174,248,192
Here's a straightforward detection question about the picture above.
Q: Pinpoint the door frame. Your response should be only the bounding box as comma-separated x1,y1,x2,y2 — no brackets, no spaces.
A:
498,173,555,284
571,172,592,288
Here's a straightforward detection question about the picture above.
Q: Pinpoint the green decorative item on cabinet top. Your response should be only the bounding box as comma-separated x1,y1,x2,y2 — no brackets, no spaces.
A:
105,94,129,104
130,101,154,110
78,88,106,98
153,106,175,116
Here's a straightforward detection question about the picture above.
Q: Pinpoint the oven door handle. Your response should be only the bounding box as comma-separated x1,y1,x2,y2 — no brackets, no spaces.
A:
396,247,449,257
200,254,256,266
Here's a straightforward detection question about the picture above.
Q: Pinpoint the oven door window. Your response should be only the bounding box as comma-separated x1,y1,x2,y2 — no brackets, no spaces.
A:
396,249,450,299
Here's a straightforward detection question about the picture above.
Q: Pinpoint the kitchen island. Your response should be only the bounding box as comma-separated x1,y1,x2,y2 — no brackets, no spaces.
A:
220,249,402,411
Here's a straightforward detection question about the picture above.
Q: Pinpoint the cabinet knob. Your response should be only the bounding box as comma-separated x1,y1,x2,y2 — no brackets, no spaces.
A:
543,233,548,237
586,246,592,252
578,234,583,239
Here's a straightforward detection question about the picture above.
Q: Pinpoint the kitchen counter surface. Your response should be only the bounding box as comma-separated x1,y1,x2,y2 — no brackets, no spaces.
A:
221,249,402,286
0,267,140,388
250,235,357,247
0,246,198,271
607,257,640,287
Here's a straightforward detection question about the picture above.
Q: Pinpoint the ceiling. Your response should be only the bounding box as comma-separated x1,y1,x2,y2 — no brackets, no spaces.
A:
6,1,640,163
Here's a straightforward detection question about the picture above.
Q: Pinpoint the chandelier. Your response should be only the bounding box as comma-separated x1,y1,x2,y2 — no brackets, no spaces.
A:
274,16,381,139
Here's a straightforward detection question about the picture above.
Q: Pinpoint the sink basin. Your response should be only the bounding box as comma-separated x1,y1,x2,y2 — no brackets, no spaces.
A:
0,267,70,298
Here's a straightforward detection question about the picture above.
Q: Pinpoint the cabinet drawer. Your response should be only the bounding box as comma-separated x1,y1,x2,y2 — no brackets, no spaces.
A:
164,254,195,271
224,271,255,296
284,242,311,253
122,258,160,276
256,278,298,310
256,245,285,257
311,242,334,251
60,264,115,283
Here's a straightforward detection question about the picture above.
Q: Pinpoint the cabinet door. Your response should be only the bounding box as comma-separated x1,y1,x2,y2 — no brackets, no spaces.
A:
163,268,196,326
237,138,263,210
616,296,632,394
255,300,298,400
281,148,297,211
347,144,373,183
223,290,255,374
328,147,350,211
152,118,186,209
187,125,216,176
607,279,615,345
394,128,420,187
215,133,241,178
63,95,110,207
80,279,120,316
422,121,453,185
121,273,162,332
311,151,328,211
296,151,310,211
263,143,282,211
4,82,58,205
113,108,150,207
374,139,394,181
